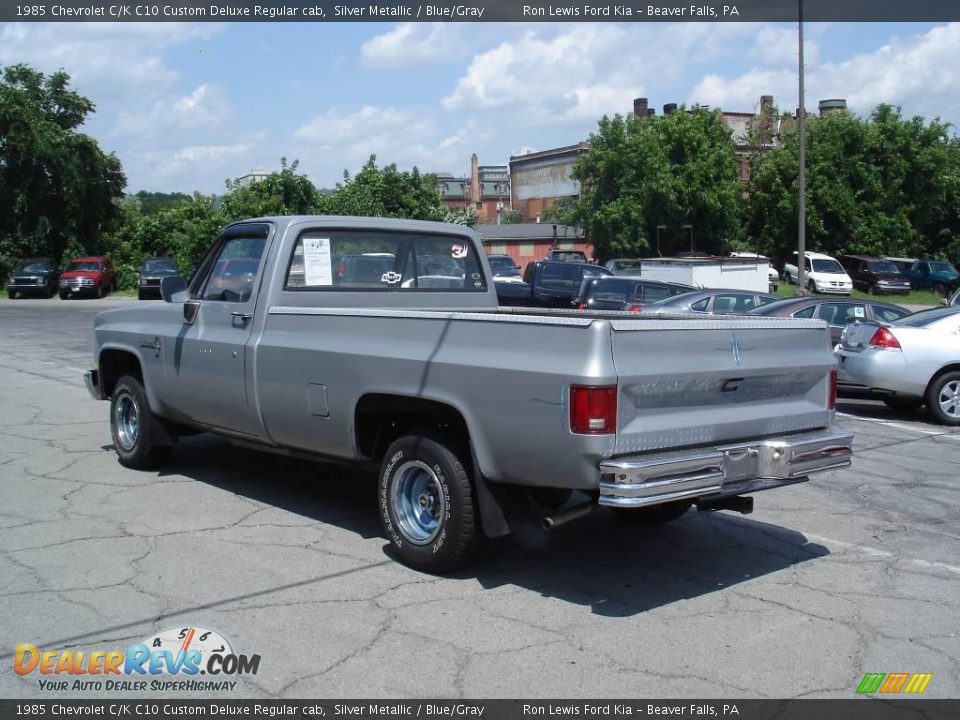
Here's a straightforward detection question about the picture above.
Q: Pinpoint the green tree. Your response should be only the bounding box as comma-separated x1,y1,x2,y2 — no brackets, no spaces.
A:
219,158,322,221
323,156,445,220
499,208,523,224
132,190,194,216
746,105,960,266
0,63,126,275
571,107,742,262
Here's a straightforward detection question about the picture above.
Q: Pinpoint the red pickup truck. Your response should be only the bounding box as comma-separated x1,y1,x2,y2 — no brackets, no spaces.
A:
59,256,115,299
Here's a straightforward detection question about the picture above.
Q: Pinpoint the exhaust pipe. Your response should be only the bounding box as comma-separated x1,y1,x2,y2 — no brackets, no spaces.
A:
543,500,596,530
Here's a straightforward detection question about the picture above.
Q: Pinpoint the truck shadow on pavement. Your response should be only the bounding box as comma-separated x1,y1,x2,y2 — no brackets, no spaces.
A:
160,434,829,618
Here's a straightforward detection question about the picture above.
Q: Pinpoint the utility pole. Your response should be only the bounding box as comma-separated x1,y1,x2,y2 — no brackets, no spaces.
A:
797,0,807,293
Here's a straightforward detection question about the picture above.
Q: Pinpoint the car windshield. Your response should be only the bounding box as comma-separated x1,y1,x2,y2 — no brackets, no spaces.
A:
65,261,101,272
488,257,518,272
811,258,844,273
929,261,957,274
14,261,53,273
866,261,900,274
893,306,960,327
143,260,177,272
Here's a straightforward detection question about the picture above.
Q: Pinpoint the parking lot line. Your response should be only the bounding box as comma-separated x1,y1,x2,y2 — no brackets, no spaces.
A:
837,411,960,440
803,532,960,576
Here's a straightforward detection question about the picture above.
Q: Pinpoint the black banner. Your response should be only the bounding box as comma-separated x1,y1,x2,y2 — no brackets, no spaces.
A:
1,0,959,22
1,700,960,720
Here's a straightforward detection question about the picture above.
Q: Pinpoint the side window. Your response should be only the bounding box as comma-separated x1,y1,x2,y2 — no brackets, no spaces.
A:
403,236,485,290
641,285,672,303
713,295,739,313
201,236,267,302
871,305,909,323
540,264,577,290
689,297,710,312
792,305,817,319
819,303,865,326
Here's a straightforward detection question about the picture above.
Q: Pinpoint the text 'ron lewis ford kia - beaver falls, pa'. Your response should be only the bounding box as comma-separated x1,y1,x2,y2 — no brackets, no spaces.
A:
83,216,854,573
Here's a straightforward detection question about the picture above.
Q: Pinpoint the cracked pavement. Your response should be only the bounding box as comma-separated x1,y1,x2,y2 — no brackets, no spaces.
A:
1,296,958,699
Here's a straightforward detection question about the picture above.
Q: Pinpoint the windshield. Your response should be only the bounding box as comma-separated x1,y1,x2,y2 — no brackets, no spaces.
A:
14,261,54,273
488,257,518,272
811,258,844,273
65,261,102,272
143,260,177,273
866,261,900,274
894,306,960,327
929,261,957,274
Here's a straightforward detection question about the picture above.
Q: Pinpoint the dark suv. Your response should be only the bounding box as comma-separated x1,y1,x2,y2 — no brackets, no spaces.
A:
6,257,60,299
574,277,695,311
840,254,910,295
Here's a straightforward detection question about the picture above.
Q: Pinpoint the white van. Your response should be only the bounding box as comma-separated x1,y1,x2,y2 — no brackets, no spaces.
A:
783,251,853,295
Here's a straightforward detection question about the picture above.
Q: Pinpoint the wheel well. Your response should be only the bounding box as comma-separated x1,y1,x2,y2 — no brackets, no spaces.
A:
928,364,960,394
99,350,143,398
355,394,469,462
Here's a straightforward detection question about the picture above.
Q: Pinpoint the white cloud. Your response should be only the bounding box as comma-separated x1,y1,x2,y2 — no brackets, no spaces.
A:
360,23,464,67
690,23,960,120
113,84,230,138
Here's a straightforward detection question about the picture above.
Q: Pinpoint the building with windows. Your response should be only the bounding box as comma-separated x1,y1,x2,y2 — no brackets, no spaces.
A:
436,154,512,224
477,223,589,273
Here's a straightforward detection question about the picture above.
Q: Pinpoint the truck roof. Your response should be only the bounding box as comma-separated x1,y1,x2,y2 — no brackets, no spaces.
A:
225,215,478,237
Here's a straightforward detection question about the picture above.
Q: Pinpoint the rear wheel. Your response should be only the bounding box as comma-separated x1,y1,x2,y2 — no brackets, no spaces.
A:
379,432,478,573
925,371,960,426
933,282,947,297
883,397,923,413
611,500,692,526
110,375,172,468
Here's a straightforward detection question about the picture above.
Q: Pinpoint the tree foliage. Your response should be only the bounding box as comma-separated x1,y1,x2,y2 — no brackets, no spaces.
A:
322,156,445,220
746,105,960,266
219,158,323,221
0,64,126,276
571,107,742,262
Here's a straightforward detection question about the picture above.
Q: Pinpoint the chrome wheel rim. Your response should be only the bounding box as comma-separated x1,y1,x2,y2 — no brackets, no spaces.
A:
938,380,960,418
115,394,139,451
391,460,445,545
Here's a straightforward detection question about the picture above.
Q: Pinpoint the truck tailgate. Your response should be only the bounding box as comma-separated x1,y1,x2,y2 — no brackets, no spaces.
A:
609,316,834,454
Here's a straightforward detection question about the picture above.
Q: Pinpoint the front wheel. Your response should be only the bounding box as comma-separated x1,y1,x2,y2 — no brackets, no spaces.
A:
7,290,14,300
807,279,817,294
867,284,876,295
110,375,172,468
933,282,947,297
611,500,692,525
379,433,478,573
59,291,69,300
925,371,960,426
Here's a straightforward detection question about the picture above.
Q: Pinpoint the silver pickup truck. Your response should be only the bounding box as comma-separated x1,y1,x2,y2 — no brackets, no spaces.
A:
85,216,853,572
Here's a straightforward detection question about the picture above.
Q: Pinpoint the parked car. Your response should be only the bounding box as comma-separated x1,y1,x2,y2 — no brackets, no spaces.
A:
497,260,612,308
749,297,911,347
838,305,960,424
6,257,60,299
782,251,853,295
644,289,779,315
574,277,696,311
546,249,589,263
839,255,911,295
728,252,780,291
137,257,182,300
486,254,523,283
604,258,645,276
891,258,960,296
59,257,115,299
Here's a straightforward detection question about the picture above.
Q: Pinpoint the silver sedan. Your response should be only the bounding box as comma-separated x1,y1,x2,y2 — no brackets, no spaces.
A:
837,305,960,424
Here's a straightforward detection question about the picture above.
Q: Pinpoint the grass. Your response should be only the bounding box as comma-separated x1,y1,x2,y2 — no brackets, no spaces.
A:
773,282,943,307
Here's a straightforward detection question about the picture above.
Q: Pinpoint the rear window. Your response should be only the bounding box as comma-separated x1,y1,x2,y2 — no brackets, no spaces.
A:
894,306,960,327
285,231,486,291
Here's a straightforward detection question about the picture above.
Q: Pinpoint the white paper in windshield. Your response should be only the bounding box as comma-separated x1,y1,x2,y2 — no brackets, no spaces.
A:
303,237,333,286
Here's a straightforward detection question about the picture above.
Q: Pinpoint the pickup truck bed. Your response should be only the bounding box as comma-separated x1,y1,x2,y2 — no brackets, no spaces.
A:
85,216,853,572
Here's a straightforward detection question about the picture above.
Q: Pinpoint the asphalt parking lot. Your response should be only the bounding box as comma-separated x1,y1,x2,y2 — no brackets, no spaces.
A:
1,296,958,699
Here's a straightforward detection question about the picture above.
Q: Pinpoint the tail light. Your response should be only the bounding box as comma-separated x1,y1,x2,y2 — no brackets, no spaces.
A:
869,327,901,350
577,302,586,310
628,304,641,313
828,369,837,410
570,385,617,434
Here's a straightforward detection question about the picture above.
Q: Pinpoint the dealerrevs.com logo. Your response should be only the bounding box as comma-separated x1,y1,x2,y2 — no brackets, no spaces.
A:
14,626,261,692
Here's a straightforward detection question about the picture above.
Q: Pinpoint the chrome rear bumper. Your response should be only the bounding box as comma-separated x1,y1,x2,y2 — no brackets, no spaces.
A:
598,427,853,508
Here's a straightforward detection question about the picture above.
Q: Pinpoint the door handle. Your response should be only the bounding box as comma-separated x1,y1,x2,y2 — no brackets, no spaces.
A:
230,311,253,322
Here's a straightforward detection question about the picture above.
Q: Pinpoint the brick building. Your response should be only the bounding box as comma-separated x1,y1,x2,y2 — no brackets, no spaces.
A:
477,223,590,273
436,154,512,224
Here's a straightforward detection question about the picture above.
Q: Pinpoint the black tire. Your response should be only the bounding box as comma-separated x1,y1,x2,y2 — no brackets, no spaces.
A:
925,371,960,426
883,397,923,413
611,500,693,526
96,283,105,299
379,433,478,573
933,282,946,297
137,289,147,301
783,272,792,285
867,284,876,295
807,279,817,294
110,374,172,469
59,291,69,300
7,290,15,300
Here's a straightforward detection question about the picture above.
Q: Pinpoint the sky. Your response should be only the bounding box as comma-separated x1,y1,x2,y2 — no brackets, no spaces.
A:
1,20,958,195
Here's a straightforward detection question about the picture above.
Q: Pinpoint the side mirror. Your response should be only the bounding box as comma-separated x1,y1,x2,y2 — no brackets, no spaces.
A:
160,275,188,302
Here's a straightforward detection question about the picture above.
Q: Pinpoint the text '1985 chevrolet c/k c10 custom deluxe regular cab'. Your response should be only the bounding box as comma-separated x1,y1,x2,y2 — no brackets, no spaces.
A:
84,216,853,572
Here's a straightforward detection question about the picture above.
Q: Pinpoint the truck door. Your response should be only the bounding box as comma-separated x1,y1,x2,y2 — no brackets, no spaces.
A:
165,225,270,435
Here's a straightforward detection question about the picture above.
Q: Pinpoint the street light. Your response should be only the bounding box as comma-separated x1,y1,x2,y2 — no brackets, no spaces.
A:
655,224,667,257
681,224,694,254
797,0,807,294
495,181,509,224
